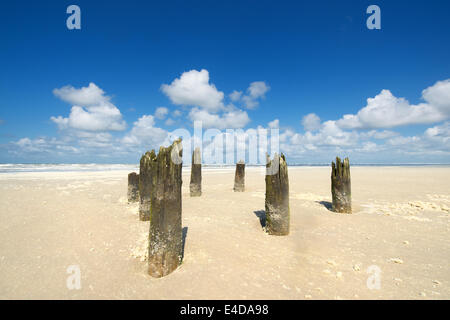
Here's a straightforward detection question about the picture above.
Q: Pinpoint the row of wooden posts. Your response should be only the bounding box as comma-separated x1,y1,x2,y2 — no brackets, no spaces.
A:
127,139,352,278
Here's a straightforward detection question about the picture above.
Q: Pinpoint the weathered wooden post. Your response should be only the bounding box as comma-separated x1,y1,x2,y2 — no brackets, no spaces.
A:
139,151,155,221
233,160,245,192
265,153,290,235
127,172,139,203
189,147,202,197
331,157,352,213
148,138,183,278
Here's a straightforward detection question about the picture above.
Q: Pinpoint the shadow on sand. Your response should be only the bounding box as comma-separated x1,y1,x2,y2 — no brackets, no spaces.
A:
316,201,333,211
253,210,266,228
181,226,188,262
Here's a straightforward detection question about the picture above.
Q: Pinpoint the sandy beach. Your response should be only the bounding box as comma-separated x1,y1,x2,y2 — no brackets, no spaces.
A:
0,166,449,299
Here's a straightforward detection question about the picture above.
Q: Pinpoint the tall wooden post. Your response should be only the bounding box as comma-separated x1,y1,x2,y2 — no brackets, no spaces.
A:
127,172,139,203
139,151,155,221
190,147,202,197
233,160,245,192
331,157,352,213
265,153,290,235
148,139,183,278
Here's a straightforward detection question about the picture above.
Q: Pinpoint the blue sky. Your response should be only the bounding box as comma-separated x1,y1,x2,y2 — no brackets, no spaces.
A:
0,0,449,164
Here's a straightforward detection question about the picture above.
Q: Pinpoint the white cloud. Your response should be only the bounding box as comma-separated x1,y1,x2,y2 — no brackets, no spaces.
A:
301,113,321,131
51,103,126,132
53,82,108,106
51,83,126,132
14,136,79,154
383,123,450,157
7,75,450,164
242,96,258,109
188,108,250,129
248,81,270,98
161,69,225,112
16,137,32,148
336,80,450,130
268,119,279,128
422,79,450,112
227,82,270,109
424,121,450,139
154,107,169,119
122,115,168,146
74,131,114,148
240,81,270,109
279,129,294,143
172,110,182,117
229,90,243,102
276,115,450,162
160,69,256,129
363,130,399,139
280,120,357,152
165,118,175,126
360,142,379,152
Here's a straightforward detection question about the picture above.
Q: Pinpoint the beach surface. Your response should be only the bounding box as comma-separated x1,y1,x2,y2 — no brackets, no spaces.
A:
0,166,449,299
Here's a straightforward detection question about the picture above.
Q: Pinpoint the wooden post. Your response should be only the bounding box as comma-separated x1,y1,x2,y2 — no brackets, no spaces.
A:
139,151,155,221
233,160,245,192
127,172,139,203
265,153,290,235
189,147,202,197
148,139,183,278
331,157,352,213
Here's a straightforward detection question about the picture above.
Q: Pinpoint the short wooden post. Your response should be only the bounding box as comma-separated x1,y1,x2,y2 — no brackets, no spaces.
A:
265,153,290,235
148,139,183,278
127,172,139,203
331,157,352,213
233,160,245,192
139,151,155,221
189,147,202,197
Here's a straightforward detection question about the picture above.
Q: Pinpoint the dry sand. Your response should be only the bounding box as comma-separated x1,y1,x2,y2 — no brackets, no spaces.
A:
0,166,449,299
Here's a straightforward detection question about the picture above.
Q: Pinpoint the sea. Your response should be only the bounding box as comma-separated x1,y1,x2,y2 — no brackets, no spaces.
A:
0,163,448,174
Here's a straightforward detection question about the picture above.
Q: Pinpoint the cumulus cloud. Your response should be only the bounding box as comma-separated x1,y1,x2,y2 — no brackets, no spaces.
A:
160,69,262,129
7,75,450,164
336,80,450,130
229,90,243,102
384,123,450,156
161,69,225,112
122,115,168,146
247,81,270,99
240,81,270,109
422,79,450,112
172,110,182,117
51,104,126,132
424,121,450,139
74,131,114,148
51,83,126,132
301,113,321,132
268,119,279,128
226,82,270,109
154,107,169,119
13,136,79,154
363,130,399,140
53,82,108,106
188,108,250,129
165,118,175,126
